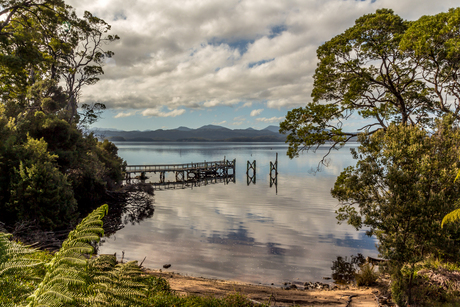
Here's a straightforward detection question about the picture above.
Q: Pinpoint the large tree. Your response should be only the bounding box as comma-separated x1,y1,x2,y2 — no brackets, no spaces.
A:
280,8,460,305
0,0,118,123
0,1,125,230
280,8,460,163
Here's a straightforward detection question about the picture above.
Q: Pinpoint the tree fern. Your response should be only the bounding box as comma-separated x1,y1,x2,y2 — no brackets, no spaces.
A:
26,204,108,307
1,204,151,307
22,204,151,307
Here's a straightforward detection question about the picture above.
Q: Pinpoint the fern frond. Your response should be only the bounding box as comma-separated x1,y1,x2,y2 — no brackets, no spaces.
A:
50,256,88,267
32,288,74,307
58,246,94,256
22,204,151,306
0,233,41,278
0,261,43,276
86,258,147,306
0,233,43,306
442,208,460,228
66,233,102,244
26,204,109,307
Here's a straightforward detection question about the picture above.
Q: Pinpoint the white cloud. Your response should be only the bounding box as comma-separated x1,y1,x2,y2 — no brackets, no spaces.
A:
142,108,186,117
256,116,285,123
67,0,457,114
212,120,227,125
114,111,135,118
250,109,264,117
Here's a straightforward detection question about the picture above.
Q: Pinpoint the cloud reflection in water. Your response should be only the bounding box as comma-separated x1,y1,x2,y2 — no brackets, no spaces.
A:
99,142,378,285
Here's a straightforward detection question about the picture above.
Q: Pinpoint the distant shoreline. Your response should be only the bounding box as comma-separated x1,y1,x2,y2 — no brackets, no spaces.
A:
92,124,287,143
108,137,287,142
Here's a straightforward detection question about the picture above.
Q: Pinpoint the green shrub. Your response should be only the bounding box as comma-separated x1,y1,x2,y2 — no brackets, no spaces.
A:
355,263,379,286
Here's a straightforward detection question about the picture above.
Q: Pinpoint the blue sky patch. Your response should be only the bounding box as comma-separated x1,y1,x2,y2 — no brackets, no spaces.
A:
113,12,127,21
209,37,256,55
248,58,275,68
269,24,288,39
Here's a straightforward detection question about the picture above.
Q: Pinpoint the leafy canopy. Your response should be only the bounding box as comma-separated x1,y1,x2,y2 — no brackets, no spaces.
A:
280,8,460,162
332,117,460,265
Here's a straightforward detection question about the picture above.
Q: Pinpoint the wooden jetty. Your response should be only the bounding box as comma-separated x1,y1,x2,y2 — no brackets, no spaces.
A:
125,158,236,184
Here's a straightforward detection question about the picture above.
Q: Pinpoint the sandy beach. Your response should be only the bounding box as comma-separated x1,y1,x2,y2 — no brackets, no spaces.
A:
146,270,387,306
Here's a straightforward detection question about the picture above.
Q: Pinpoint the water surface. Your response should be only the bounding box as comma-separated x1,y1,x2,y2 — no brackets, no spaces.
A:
99,142,377,285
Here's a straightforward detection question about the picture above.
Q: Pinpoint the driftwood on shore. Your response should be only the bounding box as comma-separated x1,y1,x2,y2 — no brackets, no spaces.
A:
8,220,70,251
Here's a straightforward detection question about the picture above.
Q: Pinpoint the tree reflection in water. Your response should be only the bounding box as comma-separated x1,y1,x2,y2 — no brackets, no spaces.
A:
102,183,155,238
331,253,365,284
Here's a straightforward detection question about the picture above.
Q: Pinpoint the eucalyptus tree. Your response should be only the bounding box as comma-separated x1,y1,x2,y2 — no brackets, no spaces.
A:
280,8,460,162
0,0,67,105
280,8,460,305
333,119,460,261
0,0,118,124
52,10,119,123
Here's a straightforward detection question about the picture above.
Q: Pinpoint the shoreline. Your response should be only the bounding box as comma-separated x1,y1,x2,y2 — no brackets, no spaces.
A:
145,269,388,306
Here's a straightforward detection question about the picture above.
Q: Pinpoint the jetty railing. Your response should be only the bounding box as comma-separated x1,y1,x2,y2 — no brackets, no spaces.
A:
125,160,232,173
124,158,236,186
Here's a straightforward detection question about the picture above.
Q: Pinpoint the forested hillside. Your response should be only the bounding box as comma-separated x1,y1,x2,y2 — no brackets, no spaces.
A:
96,125,286,142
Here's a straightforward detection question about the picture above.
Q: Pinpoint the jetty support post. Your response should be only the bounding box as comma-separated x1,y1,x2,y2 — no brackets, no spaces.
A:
140,171,147,183
232,159,236,183
270,153,278,194
246,160,256,185
270,153,278,178
175,171,185,182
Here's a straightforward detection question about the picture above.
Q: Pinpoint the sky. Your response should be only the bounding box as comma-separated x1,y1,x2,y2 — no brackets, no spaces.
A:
66,0,458,131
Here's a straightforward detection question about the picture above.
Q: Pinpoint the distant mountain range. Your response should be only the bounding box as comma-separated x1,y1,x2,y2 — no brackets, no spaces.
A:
93,125,286,142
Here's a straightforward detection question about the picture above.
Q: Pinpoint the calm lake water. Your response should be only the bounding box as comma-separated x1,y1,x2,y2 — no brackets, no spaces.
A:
98,142,378,285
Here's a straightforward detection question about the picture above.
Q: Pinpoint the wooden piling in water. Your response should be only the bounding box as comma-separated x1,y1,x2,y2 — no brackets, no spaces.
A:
270,153,278,194
246,160,256,185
